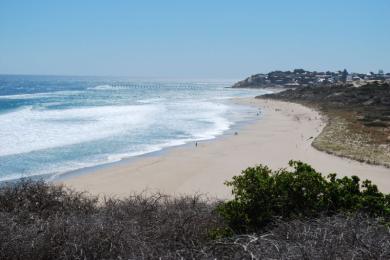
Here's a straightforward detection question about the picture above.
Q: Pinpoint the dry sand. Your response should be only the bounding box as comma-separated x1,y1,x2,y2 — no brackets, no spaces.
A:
60,98,390,198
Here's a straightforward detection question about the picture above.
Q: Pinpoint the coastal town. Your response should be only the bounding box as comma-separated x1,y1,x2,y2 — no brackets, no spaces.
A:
232,69,390,88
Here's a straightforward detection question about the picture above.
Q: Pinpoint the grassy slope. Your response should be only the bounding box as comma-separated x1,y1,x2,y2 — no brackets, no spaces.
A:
261,83,390,167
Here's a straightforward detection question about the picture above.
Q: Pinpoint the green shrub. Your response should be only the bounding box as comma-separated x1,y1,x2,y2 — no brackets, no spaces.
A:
218,161,390,232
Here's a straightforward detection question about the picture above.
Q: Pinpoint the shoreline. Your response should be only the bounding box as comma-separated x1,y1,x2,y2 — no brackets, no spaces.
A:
59,98,390,198
54,89,283,182
54,99,260,183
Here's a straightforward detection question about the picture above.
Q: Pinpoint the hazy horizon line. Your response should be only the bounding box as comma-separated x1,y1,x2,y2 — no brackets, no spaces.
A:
1,67,387,80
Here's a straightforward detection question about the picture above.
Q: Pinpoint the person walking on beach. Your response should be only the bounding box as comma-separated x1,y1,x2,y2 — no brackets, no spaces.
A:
195,142,198,147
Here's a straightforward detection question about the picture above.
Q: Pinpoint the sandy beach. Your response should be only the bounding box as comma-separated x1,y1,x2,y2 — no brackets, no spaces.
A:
60,98,390,198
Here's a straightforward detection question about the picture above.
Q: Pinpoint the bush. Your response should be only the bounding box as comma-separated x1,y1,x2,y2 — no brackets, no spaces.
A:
218,160,390,232
0,180,223,259
208,214,390,259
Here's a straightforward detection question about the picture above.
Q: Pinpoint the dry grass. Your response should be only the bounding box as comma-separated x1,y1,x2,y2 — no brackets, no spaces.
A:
260,83,390,168
209,214,390,259
0,180,222,259
312,109,390,167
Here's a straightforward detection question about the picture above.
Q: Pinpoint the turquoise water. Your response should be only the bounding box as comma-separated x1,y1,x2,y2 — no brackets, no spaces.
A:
0,75,268,181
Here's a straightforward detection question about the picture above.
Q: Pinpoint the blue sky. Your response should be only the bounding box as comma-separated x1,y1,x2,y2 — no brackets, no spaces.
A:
0,0,389,78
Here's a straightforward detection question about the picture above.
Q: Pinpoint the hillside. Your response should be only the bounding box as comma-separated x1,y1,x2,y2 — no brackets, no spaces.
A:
232,69,389,88
261,82,390,166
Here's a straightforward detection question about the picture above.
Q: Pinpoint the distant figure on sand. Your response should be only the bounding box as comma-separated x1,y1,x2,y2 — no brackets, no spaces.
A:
195,142,198,147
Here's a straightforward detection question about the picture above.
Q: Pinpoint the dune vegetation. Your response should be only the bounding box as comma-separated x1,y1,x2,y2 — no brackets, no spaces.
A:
262,83,390,167
1,161,389,259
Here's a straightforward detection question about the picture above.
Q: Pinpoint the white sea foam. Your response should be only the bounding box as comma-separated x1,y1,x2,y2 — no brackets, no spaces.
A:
89,84,114,90
0,104,161,156
137,98,166,104
0,91,82,100
89,84,134,90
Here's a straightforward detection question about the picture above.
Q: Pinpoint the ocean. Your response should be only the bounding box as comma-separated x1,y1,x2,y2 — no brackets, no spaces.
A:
0,75,268,181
